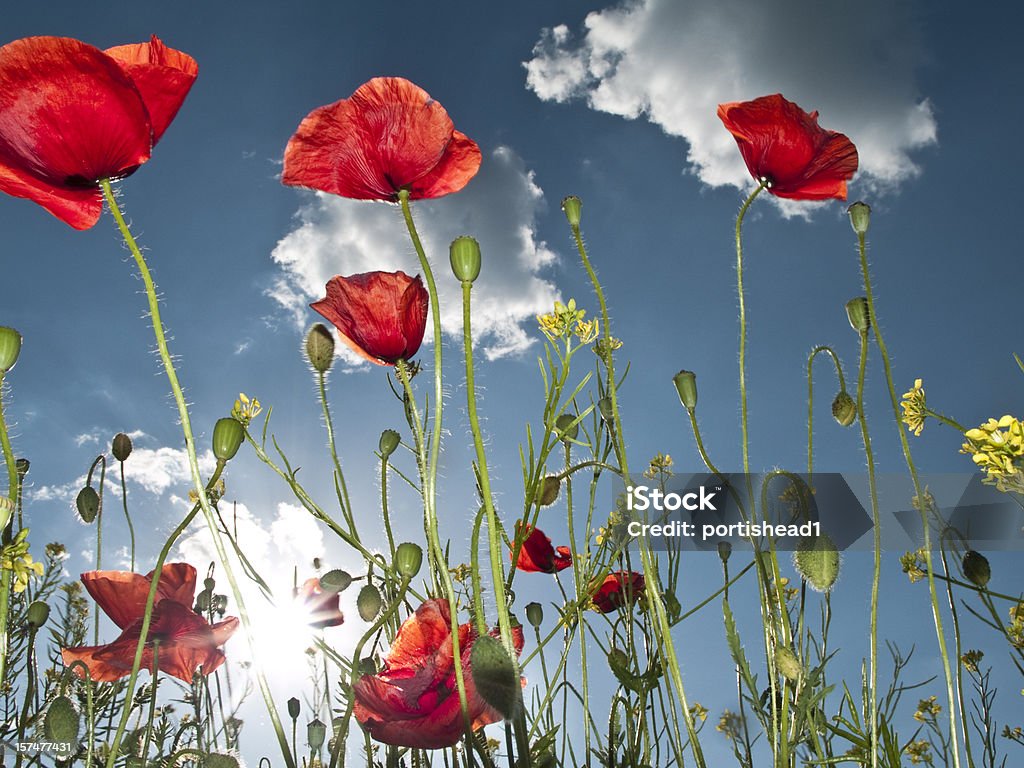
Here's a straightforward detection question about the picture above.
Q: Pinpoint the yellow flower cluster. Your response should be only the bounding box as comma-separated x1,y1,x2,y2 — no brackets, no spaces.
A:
906,738,933,765
913,695,942,722
960,414,1024,494
900,549,927,583
231,392,262,428
537,299,598,344
960,649,984,674
642,452,674,480
1,528,44,593
900,379,927,436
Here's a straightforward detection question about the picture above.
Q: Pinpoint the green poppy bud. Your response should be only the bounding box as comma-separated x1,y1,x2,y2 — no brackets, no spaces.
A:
561,195,582,228
0,326,22,373
358,656,377,676
470,635,518,718
320,569,352,593
536,475,561,507
794,535,841,592
717,541,732,564
204,577,216,592
555,413,578,442
212,417,245,462
962,550,991,588
112,432,133,462
287,696,300,720
204,755,240,768
44,695,80,743
394,542,423,580
26,600,50,629
307,718,327,752
449,235,482,284
379,429,401,458
75,486,99,524
774,644,802,682
831,391,857,427
213,594,228,614
845,297,871,334
357,584,383,622
597,397,614,423
195,590,211,612
15,458,29,477
673,370,698,411
525,601,544,628
305,323,335,374
847,201,871,235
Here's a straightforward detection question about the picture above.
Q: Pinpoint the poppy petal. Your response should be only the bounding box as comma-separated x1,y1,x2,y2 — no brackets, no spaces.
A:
409,131,482,200
81,563,197,629
0,36,153,228
104,35,198,144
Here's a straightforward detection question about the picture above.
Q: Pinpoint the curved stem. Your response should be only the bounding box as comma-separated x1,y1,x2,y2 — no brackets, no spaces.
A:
807,345,848,476
0,370,18,688
119,459,136,571
100,180,295,768
855,228,961,768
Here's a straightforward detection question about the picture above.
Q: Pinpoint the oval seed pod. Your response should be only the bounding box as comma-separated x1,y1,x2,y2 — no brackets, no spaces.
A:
793,534,840,592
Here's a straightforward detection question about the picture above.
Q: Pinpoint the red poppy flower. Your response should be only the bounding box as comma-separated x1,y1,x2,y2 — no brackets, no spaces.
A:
512,523,572,574
61,563,238,683
0,35,197,229
297,577,345,629
592,571,646,614
311,271,429,365
717,94,858,201
282,77,481,201
353,599,524,749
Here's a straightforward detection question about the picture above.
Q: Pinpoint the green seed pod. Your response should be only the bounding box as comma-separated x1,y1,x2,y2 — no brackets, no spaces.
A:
672,370,698,411
525,601,544,628
561,196,582,228
793,535,841,592
26,600,50,629
449,235,482,284
597,397,614,423
15,457,29,477
320,569,352,593
287,696,300,720
112,432,133,462
394,542,423,580
204,577,216,592
536,475,560,507
774,644,802,682
212,417,245,462
0,326,22,373
845,297,871,334
379,429,401,458
75,486,99,524
847,201,871,235
470,634,518,718
44,695,80,743
203,754,240,768
305,323,335,374
195,590,211,612
555,413,578,442
307,718,327,752
357,584,383,622
831,391,857,427
962,550,991,588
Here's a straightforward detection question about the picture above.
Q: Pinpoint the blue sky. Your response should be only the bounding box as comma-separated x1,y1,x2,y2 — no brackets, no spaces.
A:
3,0,1023,764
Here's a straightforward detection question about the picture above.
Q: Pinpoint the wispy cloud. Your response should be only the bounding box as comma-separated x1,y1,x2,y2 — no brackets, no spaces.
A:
267,146,561,363
525,0,936,208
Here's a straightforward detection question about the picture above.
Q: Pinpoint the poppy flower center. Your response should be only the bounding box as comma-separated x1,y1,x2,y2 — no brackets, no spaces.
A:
63,174,98,189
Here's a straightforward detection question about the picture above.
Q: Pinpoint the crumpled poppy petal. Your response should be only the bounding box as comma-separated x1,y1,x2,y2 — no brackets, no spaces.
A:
592,571,646,614
104,35,198,144
717,94,857,201
283,76,479,201
513,524,573,574
298,577,345,629
80,563,197,629
311,271,428,365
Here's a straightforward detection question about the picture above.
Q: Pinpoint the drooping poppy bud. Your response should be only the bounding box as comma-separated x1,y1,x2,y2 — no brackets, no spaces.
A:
320,569,352,593
673,370,698,411
0,326,21,373
394,542,423,580
561,196,582,227
449,236,482,284
845,297,871,334
525,601,544,628
555,414,578,442
44,696,80,743
112,432,133,462
831,391,857,427
357,584,383,621
305,323,335,374
76,486,99,524
26,600,50,629
597,397,614,423
287,697,301,720
212,417,245,462
962,551,991,588
379,429,401,458
536,476,561,507
847,201,871,235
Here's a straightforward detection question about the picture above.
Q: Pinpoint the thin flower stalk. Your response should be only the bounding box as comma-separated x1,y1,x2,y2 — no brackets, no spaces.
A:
317,370,360,543
0,367,17,687
807,345,848,476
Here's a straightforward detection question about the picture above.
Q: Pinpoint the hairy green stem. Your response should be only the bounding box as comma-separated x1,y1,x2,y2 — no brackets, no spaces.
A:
807,345,847,476
318,370,359,541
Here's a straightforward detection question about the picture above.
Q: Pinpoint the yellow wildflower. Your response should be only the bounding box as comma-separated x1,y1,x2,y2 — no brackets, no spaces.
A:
961,414,1024,494
900,550,927,583
1,528,44,593
900,379,927,436
231,392,262,428
960,649,984,674
537,299,589,342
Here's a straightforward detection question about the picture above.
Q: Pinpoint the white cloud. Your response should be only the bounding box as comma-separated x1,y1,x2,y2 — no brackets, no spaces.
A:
525,0,936,205
268,146,561,363
118,446,218,496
